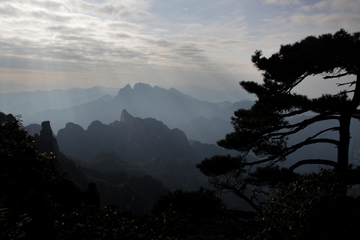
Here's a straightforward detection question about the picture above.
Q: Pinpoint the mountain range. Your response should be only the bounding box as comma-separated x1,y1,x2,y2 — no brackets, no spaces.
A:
23,109,237,210
27,118,171,214
55,109,235,163
0,85,118,117
9,83,253,144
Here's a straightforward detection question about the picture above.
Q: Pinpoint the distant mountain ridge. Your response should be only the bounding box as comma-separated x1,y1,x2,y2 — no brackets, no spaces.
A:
0,85,119,117
19,83,253,145
1,83,255,144
56,109,236,164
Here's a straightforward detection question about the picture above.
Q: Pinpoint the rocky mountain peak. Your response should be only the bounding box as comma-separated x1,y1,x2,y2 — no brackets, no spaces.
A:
34,121,60,156
117,84,132,96
133,82,152,91
121,109,134,123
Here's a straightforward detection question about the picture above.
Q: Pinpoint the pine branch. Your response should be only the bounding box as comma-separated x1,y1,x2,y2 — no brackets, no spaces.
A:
267,118,340,140
245,138,339,167
336,81,356,86
289,159,337,172
323,72,351,79
210,177,261,213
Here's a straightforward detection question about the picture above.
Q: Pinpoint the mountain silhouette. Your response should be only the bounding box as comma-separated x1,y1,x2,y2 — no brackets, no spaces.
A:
29,119,169,214
56,109,235,163
23,83,253,140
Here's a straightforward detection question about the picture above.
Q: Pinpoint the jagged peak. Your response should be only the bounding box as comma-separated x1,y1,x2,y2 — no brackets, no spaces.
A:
123,83,132,89
121,109,134,123
35,121,59,156
41,121,56,138
133,82,152,90
117,84,132,96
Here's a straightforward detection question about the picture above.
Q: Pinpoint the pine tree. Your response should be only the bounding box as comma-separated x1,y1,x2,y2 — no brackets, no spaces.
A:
197,29,360,212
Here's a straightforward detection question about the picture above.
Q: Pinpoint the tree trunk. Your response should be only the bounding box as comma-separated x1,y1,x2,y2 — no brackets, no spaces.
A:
338,74,360,174
338,113,351,173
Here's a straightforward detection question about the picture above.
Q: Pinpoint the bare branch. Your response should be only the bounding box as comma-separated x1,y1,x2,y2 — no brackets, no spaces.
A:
286,73,311,93
336,81,356,87
286,138,339,156
245,138,339,167
289,159,337,172
333,90,355,97
211,178,261,213
260,115,340,142
305,127,339,139
280,108,310,118
323,72,350,79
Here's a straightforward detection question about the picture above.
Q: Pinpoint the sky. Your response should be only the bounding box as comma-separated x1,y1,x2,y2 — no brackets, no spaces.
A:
0,0,359,96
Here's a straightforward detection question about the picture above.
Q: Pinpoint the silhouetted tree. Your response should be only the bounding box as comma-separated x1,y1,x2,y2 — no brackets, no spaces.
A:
0,119,63,238
0,118,88,238
197,29,360,212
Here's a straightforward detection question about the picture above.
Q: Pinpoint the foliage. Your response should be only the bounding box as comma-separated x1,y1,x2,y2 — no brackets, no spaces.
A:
0,119,64,238
152,187,223,216
0,202,31,239
250,169,360,240
197,29,360,212
0,119,109,238
151,188,250,239
152,188,224,236
55,206,153,240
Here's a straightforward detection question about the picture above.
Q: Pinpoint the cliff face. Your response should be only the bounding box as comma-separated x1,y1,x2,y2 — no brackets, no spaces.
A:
34,121,60,156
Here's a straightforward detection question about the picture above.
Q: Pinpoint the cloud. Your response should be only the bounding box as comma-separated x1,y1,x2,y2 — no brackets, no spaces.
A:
142,37,174,48
168,34,248,48
107,21,144,30
108,32,133,39
0,1,152,63
0,0,222,73
291,12,360,29
0,3,23,17
47,25,89,35
1,0,359,93
298,0,360,13
290,0,360,30
31,0,71,12
261,0,301,6
72,0,153,19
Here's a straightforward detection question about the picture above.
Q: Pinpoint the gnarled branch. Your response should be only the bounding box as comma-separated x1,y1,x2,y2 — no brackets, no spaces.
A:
289,159,337,172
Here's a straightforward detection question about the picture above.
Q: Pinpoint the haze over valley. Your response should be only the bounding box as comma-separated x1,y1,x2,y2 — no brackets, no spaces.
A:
1,83,253,143
1,84,250,212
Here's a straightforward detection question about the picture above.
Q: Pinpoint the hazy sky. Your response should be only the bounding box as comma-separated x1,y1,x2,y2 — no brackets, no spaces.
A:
0,0,359,95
